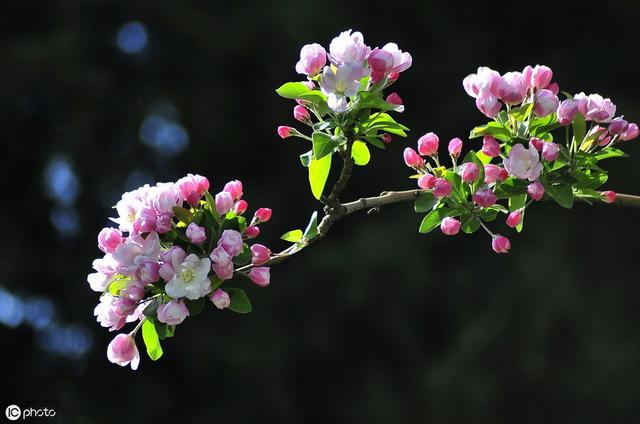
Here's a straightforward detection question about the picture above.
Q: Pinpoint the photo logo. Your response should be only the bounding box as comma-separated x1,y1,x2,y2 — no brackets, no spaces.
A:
5,405,21,421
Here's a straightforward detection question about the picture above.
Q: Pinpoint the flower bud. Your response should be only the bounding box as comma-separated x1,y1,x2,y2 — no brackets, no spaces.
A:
215,191,234,215
461,162,480,183
542,142,560,162
531,65,553,89
557,99,578,125
295,43,327,76
620,123,639,141
403,147,424,169
218,229,244,256
440,217,461,236
251,244,271,266
157,299,189,325
253,208,272,224
529,137,544,151
417,173,436,189
386,92,403,106
244,225,260,239
137,260,160,284
499,168,509,181
248,267,270,287
418,132,439,156
432,178,452,198
506,210,522,228
527,181,545,201
476,94,502,118
497,72,527,105
186,222,207,244
382,133,393,144
234,199,248,215
293,105,311,123
484,164,501,184
98,227,124,253
491,235,511,253
448,138,463,157
547,82,559,95
210,289,231,310
601,191,616,204
473,187,497,207
107,334,140,370
608,117,629,135
481,135,501,157
223,180,243,201
533,89,559,117
277,126,293,139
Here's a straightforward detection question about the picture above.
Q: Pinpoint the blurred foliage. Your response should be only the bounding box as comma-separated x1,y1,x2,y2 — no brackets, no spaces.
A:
1,0,640,423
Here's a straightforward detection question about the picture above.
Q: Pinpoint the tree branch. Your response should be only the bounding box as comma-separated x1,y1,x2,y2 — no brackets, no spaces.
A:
612,193,640,208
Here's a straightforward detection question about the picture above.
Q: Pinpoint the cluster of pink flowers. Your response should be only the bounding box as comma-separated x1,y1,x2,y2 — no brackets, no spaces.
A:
293,29,412,113
89,175,273,369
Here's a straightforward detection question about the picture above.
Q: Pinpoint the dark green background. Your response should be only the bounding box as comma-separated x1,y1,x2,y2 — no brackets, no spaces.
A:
2,0,640,422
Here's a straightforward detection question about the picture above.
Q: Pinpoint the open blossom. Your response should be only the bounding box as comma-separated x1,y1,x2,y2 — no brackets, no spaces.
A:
575,93,616,123
328,29,370,67
176,174,209,207
94,294,138,331
186,223,207,244
320,65,364,112
136,260,160,284
295,43,326,76
368,43,412,82
557,99,578,125
463,66,501,98
107,334,140,370
98,227,123,253
218,229,244,257
497,72,527,105
159,246,186,281
534,89,559,117
87,253,118,292
157,300,189,325
249,267,270,287
503,143,543,181
113,231,161,277
164,254,211,300
210,289,231,310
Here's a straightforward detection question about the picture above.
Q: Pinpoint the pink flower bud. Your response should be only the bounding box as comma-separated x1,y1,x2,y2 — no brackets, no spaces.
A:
403,147,424,168
244,225,260,239
382,133,393,144
527,181,545,201
557,99,578,125
448,138,463,157
473,187,497,207
186,222,207,244
157,299,189,325
547,82,559,95
251,244,271,266
620,123,639,141
531,65,553,89
492,235,511,253
481,135,501,157
484,164,502,184
217,229,244,257
440,217,461,236
608,117,629,135
475,94,502,118
114,297,137,317
522,65,533,89
461,162,480,183
295,43,327,76
212,262,234,280
210,289,231,310
277,126,293,139
529,137,544,151
542,142,560,162
253,208,272,224
499,168,509,181
234,199,248,215
223,180,243,201
417,173,436,189
215,191,234,215
137,260,160,284
506,210,522,228
293,105,311,123
98,227,124,253
248,267,270,287
107,334,140,370
418,132,439,156
497,72,527,105
533,89,559,117
602,191,616,204
386,92,403,106
433,178,452,198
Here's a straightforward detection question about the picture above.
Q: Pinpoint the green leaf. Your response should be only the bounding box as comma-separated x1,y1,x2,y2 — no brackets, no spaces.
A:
469,121,512,142
275,82,311,99
281,229,303,243
545,183,574,208
414,192,438,213
592,148,628,161
185,298,205,316
308,153,332,200
226,288,252,314
154,321,174,340
574,170,608,190
510,102,534,121
312,131,340,160
142,319,163,361
358,91,394,111
419,207,458,234
303,211,319,239
204,191,221,223
460,213,480,234
361,112,409,137
300,150,313,167
508,194,527,232
142,296,162,318
364,136,386,149
233,244,252,266
351,140,371,166
572,112,586,146
107,278,129,296
172,206,194,224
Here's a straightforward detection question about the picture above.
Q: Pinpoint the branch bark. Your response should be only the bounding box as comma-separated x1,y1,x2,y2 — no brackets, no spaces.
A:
612,193,640,208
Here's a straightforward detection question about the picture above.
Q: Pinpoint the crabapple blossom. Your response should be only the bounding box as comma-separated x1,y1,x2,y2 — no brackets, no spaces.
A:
403,147,423,168
497,72,527,105
217,229,244,257
107,334,140,370
87,253,118,292
602,191,617,204
113,231,161,277
277,126,293,138
176,174,209,207
492,235,511,253
251,244,271,266
448,138,463,157
136,260,160,284
223,180,243,201
473,187,497,207
583,94,616,123
440,217,461,236
215,191,234,215
210,289,231,310
484,164,502,184
382,133,393,144
461,162,479,183
475,94,502,118
542,142,560,162
248,267,270,287
503,143,543,181
529,137,544,151
418,132,439,156
557,99,578,125
294,105,311,123
608,117,628,135
320,65,364,112
417,174,436,189
212,262,234,280
159,246,186,281
506,211,522,228
234,200,248,215
433,178,452,198
244,225,260,239
328,29,370,67
254,208,272,224
186,223,207,244
620,123,639,141
533,89,559,117
164,254,212,300
157,300,189,325
482,136,501,157
530,65,553,89
527,182,545,201
463,66,501,98
98,227,123,253
295,43,327,76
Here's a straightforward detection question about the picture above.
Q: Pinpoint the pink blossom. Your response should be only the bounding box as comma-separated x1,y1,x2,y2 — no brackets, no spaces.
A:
159,246,186,281
186,223,207,244
251,244,271,265
527,182,545,201
113,231,161,276
210,245,232,267
418,173,436,189
328,29,371,66
506,211,522,228
87,253,118,292
149,183,180,215
473,188,497,207
368,48,394,83
386,92,403,106
463,66,501,98
277,126,293,139
94,295,137,331
382,133,393,144
602,191,616,204
440,217,461,236
136,260,160,284
418,132,439,156
248,267,270,287
557,99,578,125
620,123,639,141
608,117,628,135
461,162,480,183
212,261,234,280
584,93,616,123
98,227,124,253
295,43,327,76
223,180,243,201
176,174,209,207
534,89,559,117
492,235,511,253
497,72,527,105
547,83,559,95
215,191,234,215
403,147,424,169
217,229,244,257
529,137,544,151
522,65,533,89
448,138,463,157
503,143,543,181
107,334,140,370
484,164,502,184
475,94,502,118
157,300,189,325
542,142,560,162
481,136,501,157
294,105,311,123
234,199,248,215
433,178,452,198
531,65,553,89
210,289,231,310
244,225,260,239
254,208,272,224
